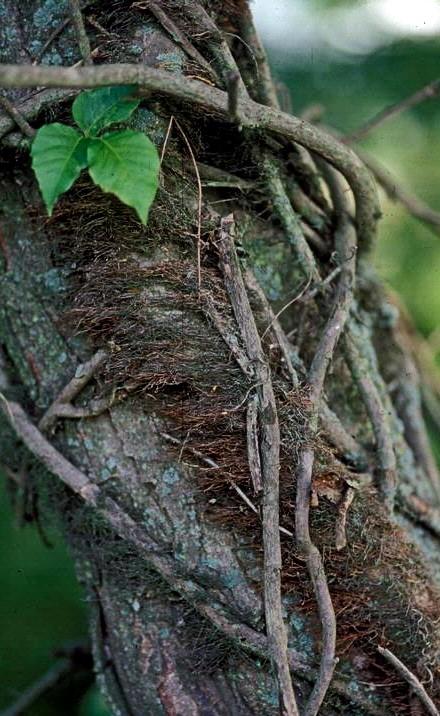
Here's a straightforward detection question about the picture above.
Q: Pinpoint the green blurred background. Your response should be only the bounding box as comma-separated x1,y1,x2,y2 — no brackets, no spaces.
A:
1,0,440,712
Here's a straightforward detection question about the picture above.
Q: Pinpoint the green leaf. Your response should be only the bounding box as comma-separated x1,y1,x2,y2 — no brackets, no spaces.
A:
31,123,87,215
87,130,160,224
72,85,140,136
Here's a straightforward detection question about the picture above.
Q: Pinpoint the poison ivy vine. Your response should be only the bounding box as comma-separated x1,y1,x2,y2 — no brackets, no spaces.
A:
31,85,160,224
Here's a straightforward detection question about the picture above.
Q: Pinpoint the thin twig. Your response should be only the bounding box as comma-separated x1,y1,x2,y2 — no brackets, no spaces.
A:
172,117,203,289
323,122,440,237
160,431,293,537
287,178,331,237
39,349,108,433
319,403,366,466
85,16,115,39
404,493,440,540
69,0,92,65
243,269,299,387
0,63,380,252
0,88,79,140
260,276,312,340
32,0,96,63
235,4,279,109
203,293,254,376
243,269,366,468
388,332,440,504
217,214,299,716
0,660,72,716
159,114,174,165
178,2,248,97
377,646,440,716
133,1,217,81
358,151,440,235
303,266,342,301
244,269,366,469
0,94,35,137
345,78,440,144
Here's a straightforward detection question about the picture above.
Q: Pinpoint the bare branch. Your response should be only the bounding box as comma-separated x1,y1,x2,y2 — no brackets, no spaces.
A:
377,646,440,716
358,151,440,235
323,122,440,237
345,78,440,143
0,94,35,137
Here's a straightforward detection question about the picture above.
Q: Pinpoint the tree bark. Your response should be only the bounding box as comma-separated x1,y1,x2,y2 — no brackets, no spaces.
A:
1,2,440,715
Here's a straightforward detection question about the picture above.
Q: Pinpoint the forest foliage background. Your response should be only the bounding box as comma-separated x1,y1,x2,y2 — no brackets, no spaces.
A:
1,0,440,713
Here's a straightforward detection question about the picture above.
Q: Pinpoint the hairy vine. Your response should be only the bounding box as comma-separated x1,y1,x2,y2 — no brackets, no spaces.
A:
1,2,440,715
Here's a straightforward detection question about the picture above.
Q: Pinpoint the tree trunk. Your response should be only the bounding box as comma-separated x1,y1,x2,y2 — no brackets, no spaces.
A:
1,2,439,715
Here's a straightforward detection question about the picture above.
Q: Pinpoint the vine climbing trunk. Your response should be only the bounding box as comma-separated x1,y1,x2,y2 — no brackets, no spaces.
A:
1,2,440,715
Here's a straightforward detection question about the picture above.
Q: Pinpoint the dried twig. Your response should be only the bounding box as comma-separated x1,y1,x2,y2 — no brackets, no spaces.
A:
217,214,299,716
243,269,366,468
39,350,108,433
179,2,248,97
319,403,365,467
389,343,440,503
69,0,93,65
0,94,35,137
0,88,79,140
203,294,253,376
377,646,440,716
345,78,440,144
